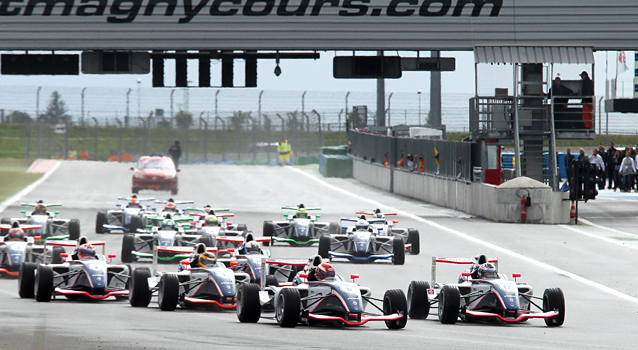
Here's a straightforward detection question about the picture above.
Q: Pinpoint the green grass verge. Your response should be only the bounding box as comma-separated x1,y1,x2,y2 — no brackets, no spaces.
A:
0,159,42,203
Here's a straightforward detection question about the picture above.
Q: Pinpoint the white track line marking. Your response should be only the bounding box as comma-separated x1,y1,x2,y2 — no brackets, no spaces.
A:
290,167,638,305
577,218,638,238
0,161,61,214
560,224,638,251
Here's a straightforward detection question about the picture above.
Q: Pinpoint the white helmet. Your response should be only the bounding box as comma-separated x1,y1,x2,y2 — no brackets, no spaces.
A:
355,219,369,231
245,241,261,254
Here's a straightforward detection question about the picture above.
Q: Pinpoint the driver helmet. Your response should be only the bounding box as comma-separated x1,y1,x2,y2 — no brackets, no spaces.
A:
245,241,261,254
6,226,25,241
198,252,217,267
165,202,176,210
129,197,139,205
477,263,498,279
374,208,383,218
78,244,96,260
316,262,335,280
161,219,176,230
205,215,218,226
355,219,369,231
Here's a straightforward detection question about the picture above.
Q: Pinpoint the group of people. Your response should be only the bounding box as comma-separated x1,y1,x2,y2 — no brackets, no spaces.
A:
565,142,638,192
548,71,595,130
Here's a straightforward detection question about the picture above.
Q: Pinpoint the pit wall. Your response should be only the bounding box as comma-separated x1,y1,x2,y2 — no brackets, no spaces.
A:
353,158,570,224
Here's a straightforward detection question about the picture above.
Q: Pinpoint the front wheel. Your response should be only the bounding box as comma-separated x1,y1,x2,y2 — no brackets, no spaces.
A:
543,288,565,327
129,267,152,307
392,237,405,265
407,280,430,319
262,221,274,247
35,265,54,302
96,211,107,234
383,289,408,329
236,283,261,323
68,219,80,240
19,262,37,298
407,229,420,255
158,274,180,311
438,285,460,324
318,235,331,259
121,234,135,263
51,246,65,264
276,288,300,328
129,215,142,233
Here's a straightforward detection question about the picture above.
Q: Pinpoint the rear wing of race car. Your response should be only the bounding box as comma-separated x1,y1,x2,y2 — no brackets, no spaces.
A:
21,203,62,207
339,217,385,230
431,256,498,288
44,240,106,261
261,258,307,289
152,246,217,274
0,224,42,231
356,211,397,216
117,197,155,202
155,200,195,205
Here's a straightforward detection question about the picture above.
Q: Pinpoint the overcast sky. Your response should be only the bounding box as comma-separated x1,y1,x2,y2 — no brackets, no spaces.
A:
0,51,633,96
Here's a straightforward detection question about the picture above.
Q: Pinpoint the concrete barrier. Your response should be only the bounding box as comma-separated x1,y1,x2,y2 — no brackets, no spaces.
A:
353,158,570,224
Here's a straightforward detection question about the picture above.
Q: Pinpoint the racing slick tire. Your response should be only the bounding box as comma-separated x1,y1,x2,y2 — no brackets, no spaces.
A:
1,218,11,235
236,224,248,232
95,211,107,234
158,273,180,311
318,235,331,259
407,281,430,319
51,246,65,264
407,229,420,255
19,262,37,298
392,238,405,265
543,288,565,327
236,283,261,323
121,234,136,263
129,215,142,233
35,265,54,302
383,289,408,329
129,267,152,307
262,221,274,247
198,235,214,248
265,275,279,287
276,288,301,328
68,219,81,240
438,285,461,324
328,222,340,235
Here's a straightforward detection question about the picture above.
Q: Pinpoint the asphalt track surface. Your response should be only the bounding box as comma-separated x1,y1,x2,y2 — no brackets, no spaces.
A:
1,161,637,349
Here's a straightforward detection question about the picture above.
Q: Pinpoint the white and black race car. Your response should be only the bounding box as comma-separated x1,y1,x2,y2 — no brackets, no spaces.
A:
95,196,155,234
0,224,65,277
406,255,565,327
2,202,80,241
355,210,420,255
262,205,339,246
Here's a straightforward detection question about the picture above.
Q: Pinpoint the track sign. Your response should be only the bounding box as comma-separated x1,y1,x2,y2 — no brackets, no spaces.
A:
333,56,402,79
1,54,79,75
81,51,150,74
401,57,456,72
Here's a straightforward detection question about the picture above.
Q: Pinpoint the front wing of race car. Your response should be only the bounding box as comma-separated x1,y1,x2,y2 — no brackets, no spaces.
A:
306,313,404,326
464,310,559,322
328,251,394,262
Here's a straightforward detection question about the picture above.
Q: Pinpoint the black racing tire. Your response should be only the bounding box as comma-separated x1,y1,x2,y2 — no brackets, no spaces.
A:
19,262,37,298
276,288,300,328
96,211,107,234
318,235,331,259
68,219,80,240
158,273,180,311
236,224,248,232
236,283,261,323
129,267,152,307
129,215,142,233
198,235,214,249
35,265,54,302
121,234,135,263
407,281,430,319
262,221,274,247
392,237,405,265
51,246,65,264
265,275,279,287
328,222,340,235
1,218,12,236
438,285,460,324
407,229,420,255
543,288,565,327
383,289,408,329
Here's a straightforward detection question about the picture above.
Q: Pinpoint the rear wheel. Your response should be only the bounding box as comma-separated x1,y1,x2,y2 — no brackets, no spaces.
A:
121,234,135,263
328,222,340,235
236,224,248,232
129,267,152,307
438,285,460,324
35,265,54,302
0,218,10,236
265,275,279,287
51,246,65,264
262,221,274,247
407,229,420,255
236,283,261,323
19,262,37,298
318,235,331,259
407,281,430,319
383,289,408,329
95,211,107,234
68,219,80,240
198,235,214,248
129,215,142,233
392,237,405,265
276,288,300,327
171,189,178,195
158,274,180,311
543,288,565,327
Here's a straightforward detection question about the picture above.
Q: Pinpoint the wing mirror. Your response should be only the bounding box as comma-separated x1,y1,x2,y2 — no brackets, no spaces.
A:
54,211,60,215
461,272,471,279
108,254,116,258
299,273,308,279
350,274,359,282
130,167,134,171
60,253,69,258
512,273,521,282
180,260,190,265
229,261,239,267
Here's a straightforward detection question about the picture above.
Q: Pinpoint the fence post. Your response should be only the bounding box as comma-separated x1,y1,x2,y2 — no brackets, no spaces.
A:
302,112,311,156
277,113,285,138
25,119,31,159
199,114,208,162
264,115,271,165
92,117,98,160
215,116,226,161
115,118,123,162
338,109,343,146
312,110,322,151
246,116,257,161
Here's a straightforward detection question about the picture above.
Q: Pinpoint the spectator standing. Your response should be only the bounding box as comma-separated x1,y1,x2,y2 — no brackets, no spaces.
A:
597,144,606,187
619,150,635,192
590,149,605,190
564,148,576,178
406,154,415,172
168,140,182,169
577,148,587,161
613,150,623,192
606,142,617,189
579,71,594,129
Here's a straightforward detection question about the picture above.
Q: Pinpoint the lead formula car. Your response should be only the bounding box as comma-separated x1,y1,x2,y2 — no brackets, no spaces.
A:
262,205,339,246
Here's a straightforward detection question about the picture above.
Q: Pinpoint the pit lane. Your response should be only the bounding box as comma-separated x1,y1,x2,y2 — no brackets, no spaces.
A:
0,161,635,349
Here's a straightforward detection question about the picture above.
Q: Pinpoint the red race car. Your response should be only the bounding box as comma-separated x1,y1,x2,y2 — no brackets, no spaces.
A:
131,154,179,195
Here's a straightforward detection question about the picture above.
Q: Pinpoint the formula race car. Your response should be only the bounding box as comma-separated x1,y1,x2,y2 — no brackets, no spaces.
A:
144,199,194,226
19,238,131,301
235,255,408,329
131,154,179,195
120,217,206,263
262,205,339,246
406,255,565,327
0,224,65,276
318,217,408,265
95,196,155,234
186,212,251,249
128,244,250,311
355,209,420,255
1,202,80,241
